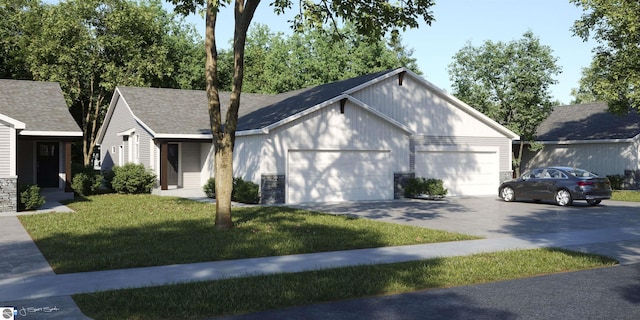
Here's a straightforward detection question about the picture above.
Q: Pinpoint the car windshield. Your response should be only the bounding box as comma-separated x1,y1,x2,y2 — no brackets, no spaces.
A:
565,168,597,178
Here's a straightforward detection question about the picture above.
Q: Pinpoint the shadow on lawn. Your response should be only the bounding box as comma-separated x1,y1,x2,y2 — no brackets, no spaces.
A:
21,199,443,274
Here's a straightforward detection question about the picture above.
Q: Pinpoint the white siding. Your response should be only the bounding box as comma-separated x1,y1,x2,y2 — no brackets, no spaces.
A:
263,100,410,175
521,141,640,176
234,135,266,184
352,76,504,138
0,123,10,176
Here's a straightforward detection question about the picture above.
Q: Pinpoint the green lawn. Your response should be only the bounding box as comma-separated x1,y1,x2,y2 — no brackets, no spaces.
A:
611,190,640,202
74,248,616,320
18,194,619,319
18,194,477,273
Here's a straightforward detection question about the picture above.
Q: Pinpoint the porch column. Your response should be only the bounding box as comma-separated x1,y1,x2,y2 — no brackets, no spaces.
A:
65,142,72,192
160,143,168,190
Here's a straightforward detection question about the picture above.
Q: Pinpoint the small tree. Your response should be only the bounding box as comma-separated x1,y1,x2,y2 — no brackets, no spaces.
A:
448,31,561,177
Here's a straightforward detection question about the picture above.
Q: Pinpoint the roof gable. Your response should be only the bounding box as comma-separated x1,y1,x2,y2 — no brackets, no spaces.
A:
536,102,640,141
0,80,81,136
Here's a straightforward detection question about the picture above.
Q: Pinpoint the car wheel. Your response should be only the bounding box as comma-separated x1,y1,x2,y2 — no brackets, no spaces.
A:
587,199,602,206
554,189,573,206
501,187,515,202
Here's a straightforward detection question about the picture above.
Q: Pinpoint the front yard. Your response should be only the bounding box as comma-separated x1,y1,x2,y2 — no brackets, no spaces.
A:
18,194,621,319
18,194,477,273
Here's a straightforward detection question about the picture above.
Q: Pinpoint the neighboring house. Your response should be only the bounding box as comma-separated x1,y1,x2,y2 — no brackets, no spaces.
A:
519,102,640,186
0,80,83,212
97,67,519,204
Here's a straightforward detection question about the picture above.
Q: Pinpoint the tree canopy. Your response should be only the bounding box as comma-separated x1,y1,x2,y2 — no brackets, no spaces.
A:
448,31,561,176
0,0,204,165
217,23,421,94
169,0,436,228
571,0,640,114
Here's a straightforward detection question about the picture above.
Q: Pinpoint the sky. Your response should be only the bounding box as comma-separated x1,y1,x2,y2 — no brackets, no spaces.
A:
172,0,595,105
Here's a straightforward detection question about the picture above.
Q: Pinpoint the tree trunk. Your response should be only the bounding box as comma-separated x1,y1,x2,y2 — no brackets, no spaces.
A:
214,134,234,228
514,140,525,178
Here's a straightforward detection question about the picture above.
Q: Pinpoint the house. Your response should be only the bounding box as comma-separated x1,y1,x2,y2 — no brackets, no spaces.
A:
519,102,640,187
0,80,83,212
96,68,519,204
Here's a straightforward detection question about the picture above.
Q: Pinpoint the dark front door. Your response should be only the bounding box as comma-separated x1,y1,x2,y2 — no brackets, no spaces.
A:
167,143,179,186
37,142,59,188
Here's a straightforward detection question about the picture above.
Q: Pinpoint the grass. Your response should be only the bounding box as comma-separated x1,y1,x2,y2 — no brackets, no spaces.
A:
611,190,640,202
74,248,617,320
18,194,478,273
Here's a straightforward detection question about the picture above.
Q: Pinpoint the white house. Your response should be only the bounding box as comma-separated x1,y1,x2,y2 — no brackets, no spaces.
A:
96,68,519,203
519,102,640,187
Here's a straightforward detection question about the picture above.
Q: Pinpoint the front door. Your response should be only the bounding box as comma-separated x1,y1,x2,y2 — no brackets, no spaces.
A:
37,142,59,188
167,143,179,186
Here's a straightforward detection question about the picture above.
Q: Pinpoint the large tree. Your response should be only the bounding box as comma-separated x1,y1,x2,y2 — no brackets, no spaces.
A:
571,0,640,114
0,0,42,79
16,0,203,165
217,23,421,94
170,0,435,229
448,31,561,177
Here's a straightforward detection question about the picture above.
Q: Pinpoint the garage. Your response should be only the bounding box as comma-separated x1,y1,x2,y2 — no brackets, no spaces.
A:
415,147,499,196
287,150,393,203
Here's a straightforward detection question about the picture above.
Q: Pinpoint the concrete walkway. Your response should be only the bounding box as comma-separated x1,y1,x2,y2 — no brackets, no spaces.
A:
2,198,640,319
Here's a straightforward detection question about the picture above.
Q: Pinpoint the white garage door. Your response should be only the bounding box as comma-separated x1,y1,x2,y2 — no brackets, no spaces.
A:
287,150,393,203
416,148,499,196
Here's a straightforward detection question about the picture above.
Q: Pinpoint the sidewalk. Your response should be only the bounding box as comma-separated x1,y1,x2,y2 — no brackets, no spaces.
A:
2,201,640,319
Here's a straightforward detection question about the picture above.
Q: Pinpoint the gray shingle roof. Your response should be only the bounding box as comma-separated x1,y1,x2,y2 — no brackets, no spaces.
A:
0,79,81,134
116,69,395,135
535,102,640,141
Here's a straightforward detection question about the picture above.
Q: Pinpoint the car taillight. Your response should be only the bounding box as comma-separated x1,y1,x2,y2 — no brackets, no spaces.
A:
577,181,594,187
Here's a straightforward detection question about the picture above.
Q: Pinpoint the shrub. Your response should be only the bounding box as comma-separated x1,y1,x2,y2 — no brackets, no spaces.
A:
111,163,156,194
404,177,448,199
202,177,260,204
233,177,260,204
71,166,103,196
102,169,116,191
203,177,215,198
607,174,624,190
19,184,45,211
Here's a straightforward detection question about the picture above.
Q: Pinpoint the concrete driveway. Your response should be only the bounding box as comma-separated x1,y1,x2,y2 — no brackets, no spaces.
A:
292,197,640,264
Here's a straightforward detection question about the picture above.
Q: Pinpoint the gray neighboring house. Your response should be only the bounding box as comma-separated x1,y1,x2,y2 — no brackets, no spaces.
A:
519,102,640,187
0,80,83,212
97,67,519,204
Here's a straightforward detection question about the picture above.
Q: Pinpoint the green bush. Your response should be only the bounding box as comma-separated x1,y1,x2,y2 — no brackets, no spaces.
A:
111,163,156,194
202,177,259,204
71,166,103,196
233,177,260,204
203,177,215,198
19,184,45,211
404,177,448,199
607,174,624,190
102,169,116,192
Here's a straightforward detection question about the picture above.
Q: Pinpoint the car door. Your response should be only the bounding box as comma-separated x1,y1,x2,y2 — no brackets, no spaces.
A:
515,169,544,200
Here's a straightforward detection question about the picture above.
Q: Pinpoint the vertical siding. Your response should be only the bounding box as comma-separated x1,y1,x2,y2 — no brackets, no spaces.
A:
521,142,639,176
235,135,265,184
264,100,410,175
181,142,201,188
351,76,504,138
0,124,10,176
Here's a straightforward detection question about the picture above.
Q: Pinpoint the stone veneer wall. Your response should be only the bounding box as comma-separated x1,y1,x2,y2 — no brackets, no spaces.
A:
261,174,285,204
394,172,415,199
0,177,18,212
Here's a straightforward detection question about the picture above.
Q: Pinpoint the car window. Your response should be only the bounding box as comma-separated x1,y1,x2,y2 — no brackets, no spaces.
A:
566,168,596,178
529,169,543,179
547,169,565,179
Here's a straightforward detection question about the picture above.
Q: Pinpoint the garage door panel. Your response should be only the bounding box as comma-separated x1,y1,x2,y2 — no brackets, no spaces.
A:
416,150,498,196
288,150,392,203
